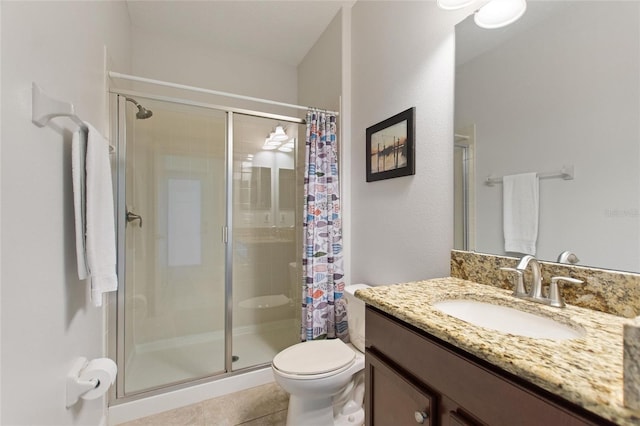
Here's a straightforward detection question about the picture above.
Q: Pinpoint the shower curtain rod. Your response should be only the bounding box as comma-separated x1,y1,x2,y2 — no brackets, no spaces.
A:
109,71,339,116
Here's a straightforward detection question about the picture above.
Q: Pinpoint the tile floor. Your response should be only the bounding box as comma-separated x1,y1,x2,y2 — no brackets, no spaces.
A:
116,382,289,426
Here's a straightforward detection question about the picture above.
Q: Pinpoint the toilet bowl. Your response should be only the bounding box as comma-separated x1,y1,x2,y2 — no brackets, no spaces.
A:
272,284,370,426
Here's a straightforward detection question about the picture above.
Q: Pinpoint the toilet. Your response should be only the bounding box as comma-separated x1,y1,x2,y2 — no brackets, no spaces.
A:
272,284,370,426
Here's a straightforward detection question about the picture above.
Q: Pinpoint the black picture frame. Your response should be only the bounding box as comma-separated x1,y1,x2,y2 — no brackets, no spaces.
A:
366,107,415,182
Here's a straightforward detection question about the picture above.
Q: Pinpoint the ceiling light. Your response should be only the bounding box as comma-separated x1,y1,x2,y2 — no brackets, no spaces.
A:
278,147,293,153
437,0,476,10
271,125,289,142
264,135,281,146
474,0,527,29
262,144,278,150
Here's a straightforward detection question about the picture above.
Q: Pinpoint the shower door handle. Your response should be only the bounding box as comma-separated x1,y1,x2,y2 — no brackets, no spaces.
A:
126,210,143,228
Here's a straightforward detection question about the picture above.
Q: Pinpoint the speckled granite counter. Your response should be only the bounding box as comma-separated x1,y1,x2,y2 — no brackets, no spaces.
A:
355,277,640,425
451,250,640,318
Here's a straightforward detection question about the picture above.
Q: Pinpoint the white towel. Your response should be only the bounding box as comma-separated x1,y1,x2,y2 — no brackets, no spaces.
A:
503,172,539,255
73,122,118,307
72,128,89,279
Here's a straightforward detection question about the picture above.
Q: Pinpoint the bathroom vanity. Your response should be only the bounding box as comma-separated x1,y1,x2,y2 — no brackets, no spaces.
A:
356,278,640,426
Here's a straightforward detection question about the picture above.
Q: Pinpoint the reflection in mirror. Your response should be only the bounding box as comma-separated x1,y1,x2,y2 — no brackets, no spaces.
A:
454,1,640,272
239,166,271,210
279,168,295,211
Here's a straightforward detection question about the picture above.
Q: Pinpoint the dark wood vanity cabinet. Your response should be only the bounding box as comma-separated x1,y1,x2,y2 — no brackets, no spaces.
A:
366,349,482,426
364,307,614,426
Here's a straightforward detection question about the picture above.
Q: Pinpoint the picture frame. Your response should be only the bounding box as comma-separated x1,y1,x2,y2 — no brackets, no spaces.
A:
366,107,415,182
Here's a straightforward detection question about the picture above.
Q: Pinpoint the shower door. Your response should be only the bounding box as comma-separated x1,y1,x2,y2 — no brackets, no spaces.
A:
117,95,228,395
230,114,299,370
114,93,303,399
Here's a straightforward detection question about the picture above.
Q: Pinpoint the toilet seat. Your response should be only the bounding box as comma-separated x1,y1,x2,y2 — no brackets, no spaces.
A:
273,339,356,379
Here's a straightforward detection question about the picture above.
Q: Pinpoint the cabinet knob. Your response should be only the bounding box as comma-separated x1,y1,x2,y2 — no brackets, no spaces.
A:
414,410,429,424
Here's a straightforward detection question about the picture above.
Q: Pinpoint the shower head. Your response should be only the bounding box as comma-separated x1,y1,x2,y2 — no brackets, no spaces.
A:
125,97,153,119
135,106,153,120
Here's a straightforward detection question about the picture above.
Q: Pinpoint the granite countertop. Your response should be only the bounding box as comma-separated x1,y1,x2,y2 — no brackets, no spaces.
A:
355,277,640,425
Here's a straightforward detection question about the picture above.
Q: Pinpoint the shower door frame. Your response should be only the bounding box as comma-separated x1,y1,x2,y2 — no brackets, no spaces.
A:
453,125,476,253
111,90,305,402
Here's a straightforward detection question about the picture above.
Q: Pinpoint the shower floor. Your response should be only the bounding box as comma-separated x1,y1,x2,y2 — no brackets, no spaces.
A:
125,319,297,394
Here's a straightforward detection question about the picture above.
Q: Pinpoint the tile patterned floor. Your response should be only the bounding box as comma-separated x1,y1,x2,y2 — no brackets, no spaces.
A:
116,382,289,426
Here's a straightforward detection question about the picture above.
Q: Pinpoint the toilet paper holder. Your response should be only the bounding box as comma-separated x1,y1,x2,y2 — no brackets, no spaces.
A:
65,357,103,408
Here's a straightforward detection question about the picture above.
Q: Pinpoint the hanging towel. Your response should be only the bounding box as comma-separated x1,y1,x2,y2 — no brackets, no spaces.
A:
503,172,539,255
72,128,89,280
72,122,118,307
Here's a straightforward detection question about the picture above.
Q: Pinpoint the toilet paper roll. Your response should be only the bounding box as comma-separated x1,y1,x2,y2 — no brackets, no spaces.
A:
78,358,117,400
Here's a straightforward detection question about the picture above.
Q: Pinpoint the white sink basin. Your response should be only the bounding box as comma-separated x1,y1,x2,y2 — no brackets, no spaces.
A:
433,299,585,340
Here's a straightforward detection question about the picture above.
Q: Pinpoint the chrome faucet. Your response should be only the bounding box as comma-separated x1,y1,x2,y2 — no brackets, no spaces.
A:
501,255,584,308
516,255,544,300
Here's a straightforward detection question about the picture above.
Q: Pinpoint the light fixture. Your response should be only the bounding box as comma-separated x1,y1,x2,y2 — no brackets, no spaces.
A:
437,0,527,29
474,0,527,29
263,131,295,152
437,0,476,10
271,125,289,142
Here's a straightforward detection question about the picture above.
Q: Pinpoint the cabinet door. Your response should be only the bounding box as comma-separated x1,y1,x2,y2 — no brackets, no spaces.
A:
365,350,436,426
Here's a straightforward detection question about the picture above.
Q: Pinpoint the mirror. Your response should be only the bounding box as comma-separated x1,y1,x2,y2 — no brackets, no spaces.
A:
279,168,295,211
454,1,640,272
239,166,272,210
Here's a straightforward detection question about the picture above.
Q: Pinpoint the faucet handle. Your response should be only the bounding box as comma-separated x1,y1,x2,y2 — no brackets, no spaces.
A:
549,276,584,308
500,267,526,297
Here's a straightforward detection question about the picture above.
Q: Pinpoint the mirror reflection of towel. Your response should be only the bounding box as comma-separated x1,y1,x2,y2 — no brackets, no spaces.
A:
503,173,539,255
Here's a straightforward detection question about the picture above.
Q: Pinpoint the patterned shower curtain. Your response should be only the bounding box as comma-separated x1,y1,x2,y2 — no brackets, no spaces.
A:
301,109,347,342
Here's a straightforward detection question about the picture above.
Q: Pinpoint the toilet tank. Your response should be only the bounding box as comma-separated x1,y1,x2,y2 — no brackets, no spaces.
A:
344,284,370,353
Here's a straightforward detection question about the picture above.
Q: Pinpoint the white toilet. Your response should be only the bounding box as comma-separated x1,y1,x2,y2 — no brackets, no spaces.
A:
272,284,370,426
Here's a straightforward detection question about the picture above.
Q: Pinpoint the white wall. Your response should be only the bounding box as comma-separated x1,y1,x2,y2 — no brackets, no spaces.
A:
1,2,131,425
128,27,299,117
298,9,343,113
456,2,640,272
350,2,467,285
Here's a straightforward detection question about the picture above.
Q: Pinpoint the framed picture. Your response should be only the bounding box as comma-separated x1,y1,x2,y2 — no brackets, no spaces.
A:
366,107,415,182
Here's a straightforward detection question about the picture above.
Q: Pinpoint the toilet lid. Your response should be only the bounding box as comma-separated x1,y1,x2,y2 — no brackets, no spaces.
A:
273,339,355,375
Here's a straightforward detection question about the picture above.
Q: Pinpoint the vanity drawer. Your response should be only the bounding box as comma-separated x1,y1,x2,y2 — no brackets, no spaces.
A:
365,307,611,426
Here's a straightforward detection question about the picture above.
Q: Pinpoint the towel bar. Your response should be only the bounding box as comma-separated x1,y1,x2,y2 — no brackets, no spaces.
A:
31,82,114,153
485,165,574,186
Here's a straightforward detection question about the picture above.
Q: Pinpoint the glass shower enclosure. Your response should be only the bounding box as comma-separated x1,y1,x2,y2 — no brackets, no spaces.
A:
113,93,301,398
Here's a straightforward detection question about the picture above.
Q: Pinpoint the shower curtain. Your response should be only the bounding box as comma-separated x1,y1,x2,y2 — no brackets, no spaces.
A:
301,109,347,342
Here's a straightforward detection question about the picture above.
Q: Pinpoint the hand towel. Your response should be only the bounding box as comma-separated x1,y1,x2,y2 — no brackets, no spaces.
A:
503,172,539,255
72,128,89,280
81,122,118,307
